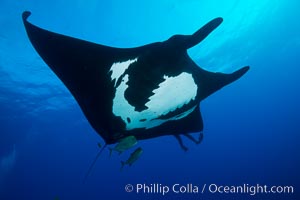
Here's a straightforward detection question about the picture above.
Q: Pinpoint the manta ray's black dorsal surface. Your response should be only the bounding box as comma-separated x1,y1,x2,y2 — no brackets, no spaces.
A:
22,11,249,144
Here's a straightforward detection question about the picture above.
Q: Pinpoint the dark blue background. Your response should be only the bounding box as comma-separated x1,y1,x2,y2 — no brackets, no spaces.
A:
0,0,299,199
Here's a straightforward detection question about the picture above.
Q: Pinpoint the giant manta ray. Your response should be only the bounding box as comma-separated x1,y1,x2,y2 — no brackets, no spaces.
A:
22,11,249,147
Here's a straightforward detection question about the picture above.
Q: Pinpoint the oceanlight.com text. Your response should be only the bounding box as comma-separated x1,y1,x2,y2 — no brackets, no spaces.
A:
207,183,294,196
124,183,294,196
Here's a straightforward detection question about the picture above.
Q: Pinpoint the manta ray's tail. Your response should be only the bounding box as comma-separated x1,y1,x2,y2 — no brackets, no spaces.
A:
83,143,107,183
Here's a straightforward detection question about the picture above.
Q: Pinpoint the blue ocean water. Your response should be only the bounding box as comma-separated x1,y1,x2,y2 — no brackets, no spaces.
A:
0,0,299,199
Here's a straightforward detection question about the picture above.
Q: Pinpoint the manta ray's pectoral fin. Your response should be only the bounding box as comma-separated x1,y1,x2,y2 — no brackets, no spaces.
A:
174,135,188,152
22,11,161,144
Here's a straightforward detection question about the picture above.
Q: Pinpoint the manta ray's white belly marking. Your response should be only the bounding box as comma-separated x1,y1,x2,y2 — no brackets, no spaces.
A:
109,59,198,130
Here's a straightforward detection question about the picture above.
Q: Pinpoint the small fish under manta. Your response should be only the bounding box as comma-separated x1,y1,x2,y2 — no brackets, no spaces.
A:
84,136,138,181
22,11,249,170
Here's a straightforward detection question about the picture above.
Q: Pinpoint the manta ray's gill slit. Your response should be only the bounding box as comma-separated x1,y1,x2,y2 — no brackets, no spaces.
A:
109,58,138,86
174,106,197,119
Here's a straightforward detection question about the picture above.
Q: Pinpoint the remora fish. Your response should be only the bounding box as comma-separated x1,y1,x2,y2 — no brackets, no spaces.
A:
109,135,137,156
121,147,143,170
